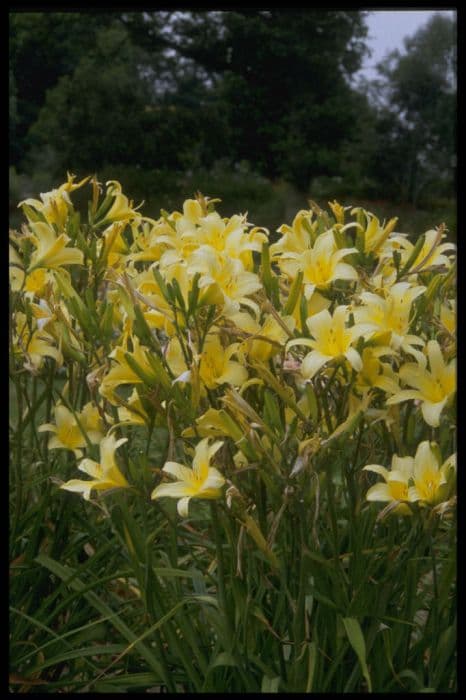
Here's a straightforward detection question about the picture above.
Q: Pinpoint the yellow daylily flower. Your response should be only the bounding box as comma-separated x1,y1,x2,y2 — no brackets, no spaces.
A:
363,454,414,515
9,244,24,291
354,346,399,395
18,173,89,228
104,180,142,223
270,209,315,257
354,210,398,255
406,229,456,273
287,305,373,379
165,333,248,390
386,340,456,426
439,299,456,336
100,337,158,402
151,438,225,516
38,404,103,457
117,388,150,426
353,281,426,358
278,230,358,299
230,310,295,362
188,249,262,315
28,221,83,271
181,211,267,269
12,311,62,370
60,434,129,500
199,335,248,389
407,441,456,505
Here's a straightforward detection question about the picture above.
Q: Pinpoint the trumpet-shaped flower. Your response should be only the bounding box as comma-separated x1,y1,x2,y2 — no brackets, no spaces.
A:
287,305,373,379
18,173,89,228
151,438,225,516
407,441,456,505
12,311,62,370
230,311,295,362
363,454,414,514
188,248,262,315
199,335,248,389
270,209,315,257
61,434,129,500
353,281,426,357
28,221,84,271
405,229,456,273
103,181,142,223
278,230,358,299
386,340,456,426
38,404,103,457
100,337,158,403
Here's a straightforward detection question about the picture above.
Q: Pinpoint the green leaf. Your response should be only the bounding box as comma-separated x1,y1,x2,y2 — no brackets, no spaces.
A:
341,617,372,692
261,675,280,692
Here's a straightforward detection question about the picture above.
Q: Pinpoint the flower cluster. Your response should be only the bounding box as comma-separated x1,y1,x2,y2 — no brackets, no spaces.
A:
10,178,456,523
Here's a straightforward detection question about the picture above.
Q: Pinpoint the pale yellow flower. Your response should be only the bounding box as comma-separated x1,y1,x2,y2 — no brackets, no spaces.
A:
100,337,158,402
287,305,373,379
18,173,90,228
270,209,315,257
439,299,456,336
230,311,295,362
386,340,456,426
407,441,456,505
363,454,414,515
353,281,426,358
104,181,142,223
199,335,248,389
151,438,225,516
12,311,62,369
188,249,262,315
406,229,456,273
39,404,103,457
278,230,358,299
61,434,129,500
28,221,83,271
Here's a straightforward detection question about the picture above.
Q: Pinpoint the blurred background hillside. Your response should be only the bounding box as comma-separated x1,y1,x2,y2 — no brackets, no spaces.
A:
9,10,456,237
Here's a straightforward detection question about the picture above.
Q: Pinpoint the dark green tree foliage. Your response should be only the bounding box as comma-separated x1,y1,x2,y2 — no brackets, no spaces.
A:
166,11,369,188
10,10,368,187
369,13,456,204
9,13,115,163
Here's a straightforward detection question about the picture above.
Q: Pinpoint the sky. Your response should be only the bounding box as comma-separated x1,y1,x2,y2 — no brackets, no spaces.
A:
358,9,457,81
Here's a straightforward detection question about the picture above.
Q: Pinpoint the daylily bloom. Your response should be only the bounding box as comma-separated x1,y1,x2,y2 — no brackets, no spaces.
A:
363,454,414,515
100,337,158,403
188,249,262,315
353,281,426,359
166,333,248,390
18,173,89,228
12,311,62,370
278,230,358,299
352,210,399,255
405,229,456,273
60,434,129,500
439,299,456,336
270,209,315,257
407,441,456,505
151,438,225,516
354,346,399,395
199,335,248,389
287,305,373,379
117,388,150,426
386,340,456,426
27,221,83,271
38,404,103,457
103,180,142,223
181,211,267,270
230,310,295,362
9,244,24,291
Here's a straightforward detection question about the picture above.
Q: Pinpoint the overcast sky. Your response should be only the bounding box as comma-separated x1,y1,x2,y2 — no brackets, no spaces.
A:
358,9,457,81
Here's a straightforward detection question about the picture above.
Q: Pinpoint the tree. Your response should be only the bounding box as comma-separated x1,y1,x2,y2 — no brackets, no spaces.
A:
370,13,456,204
